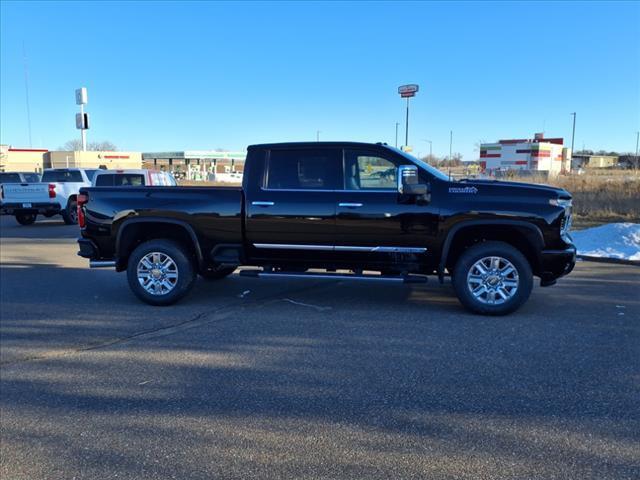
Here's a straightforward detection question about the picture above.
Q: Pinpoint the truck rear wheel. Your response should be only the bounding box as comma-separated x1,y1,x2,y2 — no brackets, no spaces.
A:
126,239,196,306
61,199,78,225
452,241,533,315
15,212,37,225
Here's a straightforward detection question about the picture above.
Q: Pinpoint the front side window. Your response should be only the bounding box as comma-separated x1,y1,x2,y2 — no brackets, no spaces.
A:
266,149,340,190
344,150,398,190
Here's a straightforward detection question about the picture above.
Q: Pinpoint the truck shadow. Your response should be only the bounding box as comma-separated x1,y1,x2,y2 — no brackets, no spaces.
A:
1,263,639,477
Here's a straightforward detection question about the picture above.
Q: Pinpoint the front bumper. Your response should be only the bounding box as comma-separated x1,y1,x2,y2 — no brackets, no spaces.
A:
1,202,61,215
539,244,576,286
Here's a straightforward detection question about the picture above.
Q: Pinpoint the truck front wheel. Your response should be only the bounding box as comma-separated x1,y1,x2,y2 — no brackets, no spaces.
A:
452,241,533,315
126,239,196,306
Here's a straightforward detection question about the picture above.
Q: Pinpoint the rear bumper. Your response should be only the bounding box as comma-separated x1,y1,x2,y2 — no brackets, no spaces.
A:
77,238,99,259
1,202,61,215
539,244,576,286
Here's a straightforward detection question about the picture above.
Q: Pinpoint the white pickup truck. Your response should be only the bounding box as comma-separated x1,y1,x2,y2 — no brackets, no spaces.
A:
1,168,98,225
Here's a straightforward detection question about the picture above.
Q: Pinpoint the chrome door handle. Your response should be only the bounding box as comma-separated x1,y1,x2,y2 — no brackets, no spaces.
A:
252,201,275,206
338,202,363,208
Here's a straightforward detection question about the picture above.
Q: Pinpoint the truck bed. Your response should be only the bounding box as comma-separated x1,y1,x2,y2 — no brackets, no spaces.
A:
81,186,244,261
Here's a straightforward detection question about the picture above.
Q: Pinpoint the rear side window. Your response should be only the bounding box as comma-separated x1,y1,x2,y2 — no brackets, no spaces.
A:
95,174,145,187
266,149,341,190
41,170,83,182
0,173,22,183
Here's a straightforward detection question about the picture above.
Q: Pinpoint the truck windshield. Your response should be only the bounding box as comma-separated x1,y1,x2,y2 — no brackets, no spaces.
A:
386,147,451,181
42,170,84,182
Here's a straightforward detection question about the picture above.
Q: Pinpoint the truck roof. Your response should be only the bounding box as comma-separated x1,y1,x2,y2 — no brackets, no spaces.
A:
248,141,391,150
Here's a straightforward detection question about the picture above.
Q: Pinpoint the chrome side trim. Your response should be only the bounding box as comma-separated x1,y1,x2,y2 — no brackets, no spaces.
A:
337,202,363,208
253,244,427,253
251,201,275,206
253,243,333,251
90,260,116,268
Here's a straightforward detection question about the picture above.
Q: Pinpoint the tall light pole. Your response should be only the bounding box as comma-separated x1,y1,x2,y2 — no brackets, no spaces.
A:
316,130,321,142
395,122,400,148
570,112,577,159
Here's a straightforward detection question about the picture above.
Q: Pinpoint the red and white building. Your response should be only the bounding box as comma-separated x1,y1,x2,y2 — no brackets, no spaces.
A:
480,133,570,175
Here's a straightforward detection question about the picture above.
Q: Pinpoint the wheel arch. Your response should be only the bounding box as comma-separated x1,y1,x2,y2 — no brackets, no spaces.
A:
438,220,544,281
115,217,204,272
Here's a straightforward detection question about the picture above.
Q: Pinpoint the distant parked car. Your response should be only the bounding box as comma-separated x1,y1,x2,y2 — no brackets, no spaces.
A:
1,168,97,225
92,169,177,187
0,172,41,184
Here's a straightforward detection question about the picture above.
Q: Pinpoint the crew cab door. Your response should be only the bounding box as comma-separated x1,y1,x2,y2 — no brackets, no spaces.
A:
245,147,341,255
334,148,440,256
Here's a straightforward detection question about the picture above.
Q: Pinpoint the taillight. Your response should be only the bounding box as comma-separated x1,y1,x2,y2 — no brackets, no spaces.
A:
48,183,56,198
77,193,88,228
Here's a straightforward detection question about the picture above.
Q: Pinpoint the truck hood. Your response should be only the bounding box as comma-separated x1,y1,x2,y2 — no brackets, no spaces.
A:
457,178,571,199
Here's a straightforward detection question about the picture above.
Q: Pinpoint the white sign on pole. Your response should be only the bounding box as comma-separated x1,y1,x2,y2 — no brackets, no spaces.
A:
75,87,88,105
398,84,419,98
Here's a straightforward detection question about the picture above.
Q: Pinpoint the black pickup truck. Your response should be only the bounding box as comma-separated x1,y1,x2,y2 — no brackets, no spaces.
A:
77,142,575,315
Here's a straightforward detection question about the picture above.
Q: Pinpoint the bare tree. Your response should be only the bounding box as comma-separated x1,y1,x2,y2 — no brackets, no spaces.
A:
59,140,118,151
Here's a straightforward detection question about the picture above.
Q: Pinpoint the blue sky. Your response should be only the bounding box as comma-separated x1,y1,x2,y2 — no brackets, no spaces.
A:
1,1,639,159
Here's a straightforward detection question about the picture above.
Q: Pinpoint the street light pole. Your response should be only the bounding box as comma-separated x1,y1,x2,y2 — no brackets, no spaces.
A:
316,130,321,142
570,112,576,159
449,130,453,179
395,122,399,148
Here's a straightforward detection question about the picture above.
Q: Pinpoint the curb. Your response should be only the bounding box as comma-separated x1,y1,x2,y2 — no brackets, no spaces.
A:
577,255,640,267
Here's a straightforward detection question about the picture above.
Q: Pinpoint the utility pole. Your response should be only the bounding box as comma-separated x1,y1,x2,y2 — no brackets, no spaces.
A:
635,131,640,170
449,130,453,179
316,130,321,142
570,112,577,160
395,122,399,148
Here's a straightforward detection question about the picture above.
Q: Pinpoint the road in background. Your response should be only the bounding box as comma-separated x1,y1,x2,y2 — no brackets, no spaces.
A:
1,215,639,479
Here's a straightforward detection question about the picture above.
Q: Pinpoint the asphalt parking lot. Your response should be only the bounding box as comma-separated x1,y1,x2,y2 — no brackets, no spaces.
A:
1,214,639,479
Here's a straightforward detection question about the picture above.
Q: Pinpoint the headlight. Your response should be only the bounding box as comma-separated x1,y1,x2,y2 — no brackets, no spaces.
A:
549,198,572,208
550,198,573,235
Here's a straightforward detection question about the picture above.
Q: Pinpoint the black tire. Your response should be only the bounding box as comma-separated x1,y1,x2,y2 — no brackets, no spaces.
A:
452,241,533,315
15,212,37,225
126,239,196,306
61,199,78,225
199,265,236,280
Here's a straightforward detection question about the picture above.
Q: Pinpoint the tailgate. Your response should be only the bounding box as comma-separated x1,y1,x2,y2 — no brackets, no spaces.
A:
2,183,51,203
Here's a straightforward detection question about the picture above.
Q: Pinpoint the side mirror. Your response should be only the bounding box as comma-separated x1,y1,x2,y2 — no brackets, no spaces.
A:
398,165,428,196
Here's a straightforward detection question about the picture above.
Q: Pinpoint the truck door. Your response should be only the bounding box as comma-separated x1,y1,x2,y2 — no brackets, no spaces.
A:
245,147,340,256
334,148,440,258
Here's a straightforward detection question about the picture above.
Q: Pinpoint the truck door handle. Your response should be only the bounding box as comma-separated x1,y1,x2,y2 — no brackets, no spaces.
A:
338,202,363,208
252,201,275,207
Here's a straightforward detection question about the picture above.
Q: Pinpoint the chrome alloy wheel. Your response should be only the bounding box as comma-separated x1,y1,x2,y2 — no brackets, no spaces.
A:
466,256,519,305
137,252,179,295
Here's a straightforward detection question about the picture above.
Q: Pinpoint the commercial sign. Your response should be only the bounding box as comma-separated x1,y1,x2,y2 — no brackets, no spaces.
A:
398,84,419,98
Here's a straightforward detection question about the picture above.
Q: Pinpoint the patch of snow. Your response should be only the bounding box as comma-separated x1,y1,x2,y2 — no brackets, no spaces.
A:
572,223,640,261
